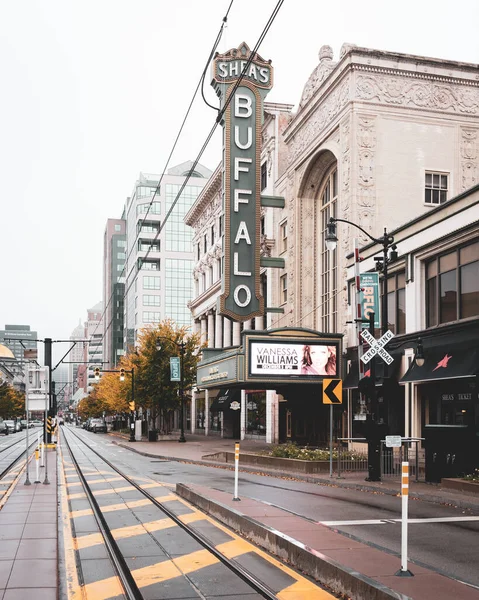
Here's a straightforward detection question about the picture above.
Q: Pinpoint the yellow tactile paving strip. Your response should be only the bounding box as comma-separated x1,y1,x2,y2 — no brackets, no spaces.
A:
61,434,335,600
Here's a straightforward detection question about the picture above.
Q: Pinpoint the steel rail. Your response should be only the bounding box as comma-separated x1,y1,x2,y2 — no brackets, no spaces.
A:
62,429,143,600
0,434,29,454
63,426,278,600
0,436,42,480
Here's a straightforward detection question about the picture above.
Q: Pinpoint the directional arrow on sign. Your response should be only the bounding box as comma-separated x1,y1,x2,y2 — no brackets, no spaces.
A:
323,378,342,404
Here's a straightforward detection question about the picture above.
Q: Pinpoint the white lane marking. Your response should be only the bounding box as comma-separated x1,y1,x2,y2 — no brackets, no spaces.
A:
320,516,479,526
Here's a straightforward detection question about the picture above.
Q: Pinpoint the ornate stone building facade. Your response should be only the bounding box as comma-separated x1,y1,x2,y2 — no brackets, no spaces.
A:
272,44,479,335
186,44,479,443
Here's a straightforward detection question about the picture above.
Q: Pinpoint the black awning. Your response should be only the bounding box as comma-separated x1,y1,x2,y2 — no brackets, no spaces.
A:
343,353,402,390
210,388,242,411
400,342,478,384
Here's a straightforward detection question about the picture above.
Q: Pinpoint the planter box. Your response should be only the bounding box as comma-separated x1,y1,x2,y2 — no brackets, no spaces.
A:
441,478,479,495
203,451,331,473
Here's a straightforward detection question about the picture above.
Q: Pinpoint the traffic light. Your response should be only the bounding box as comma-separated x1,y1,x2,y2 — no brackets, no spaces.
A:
119,368,125,381
128,401,135,412
94,367,101,380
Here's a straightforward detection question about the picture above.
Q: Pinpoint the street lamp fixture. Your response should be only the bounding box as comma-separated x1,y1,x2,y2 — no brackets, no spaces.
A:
326,216,398,482
156,336,187,443
415,338,425,367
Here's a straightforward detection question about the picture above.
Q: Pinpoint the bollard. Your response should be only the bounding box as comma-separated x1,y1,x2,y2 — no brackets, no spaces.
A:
40,441,45,468
395,461,413,577
43,441,50,485
34,448,41,483
233,442,240,501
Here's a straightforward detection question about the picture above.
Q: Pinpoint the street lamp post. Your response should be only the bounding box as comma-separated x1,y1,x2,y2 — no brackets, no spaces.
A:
156,337,187,443
326,217,398,481
119,368,135,442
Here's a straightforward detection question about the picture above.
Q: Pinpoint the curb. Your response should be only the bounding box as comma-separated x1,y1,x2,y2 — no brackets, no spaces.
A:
109,439,479,511
176,483,410,600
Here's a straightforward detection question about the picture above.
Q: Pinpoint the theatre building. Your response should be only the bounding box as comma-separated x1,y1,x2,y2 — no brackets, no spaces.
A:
185,42,479,447
344,183,479,479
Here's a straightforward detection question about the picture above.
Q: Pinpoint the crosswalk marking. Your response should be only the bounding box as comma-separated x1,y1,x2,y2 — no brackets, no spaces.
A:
320,516,479,527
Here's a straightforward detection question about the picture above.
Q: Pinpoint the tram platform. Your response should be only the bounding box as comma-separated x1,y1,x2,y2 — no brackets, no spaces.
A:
0,447,57,600
176,482,479,600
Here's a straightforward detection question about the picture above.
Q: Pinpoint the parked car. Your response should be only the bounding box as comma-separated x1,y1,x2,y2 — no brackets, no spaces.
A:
89,418,107,433
20,420,34,429
0,419,8,435
30,420,43,427
4,420,16,434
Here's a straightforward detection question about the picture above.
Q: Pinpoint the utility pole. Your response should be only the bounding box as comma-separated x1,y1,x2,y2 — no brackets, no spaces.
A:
44,338,52,444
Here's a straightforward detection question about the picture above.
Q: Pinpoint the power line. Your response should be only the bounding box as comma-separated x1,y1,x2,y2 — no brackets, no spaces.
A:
84,0,285,371
81,3,235,367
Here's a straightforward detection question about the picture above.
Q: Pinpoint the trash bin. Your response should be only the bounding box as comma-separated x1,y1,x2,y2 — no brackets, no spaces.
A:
148,430,158,442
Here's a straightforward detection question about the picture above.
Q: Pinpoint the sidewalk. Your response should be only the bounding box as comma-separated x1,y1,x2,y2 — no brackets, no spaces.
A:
108,431,479,511
0,448,57,600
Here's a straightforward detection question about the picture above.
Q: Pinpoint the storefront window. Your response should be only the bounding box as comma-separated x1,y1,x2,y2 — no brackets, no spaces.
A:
425,381,476,426
196,397,205,430
426,241,479,326
210,406,221,432
351,389,367,438
246,392,266,434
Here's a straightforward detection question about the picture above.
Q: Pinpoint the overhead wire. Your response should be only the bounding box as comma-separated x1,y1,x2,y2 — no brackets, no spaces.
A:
82,0,285,373
82,2,234,368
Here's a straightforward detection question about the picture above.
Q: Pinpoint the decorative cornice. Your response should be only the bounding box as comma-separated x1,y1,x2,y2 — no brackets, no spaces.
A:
353,63,479,87
185,164,222,226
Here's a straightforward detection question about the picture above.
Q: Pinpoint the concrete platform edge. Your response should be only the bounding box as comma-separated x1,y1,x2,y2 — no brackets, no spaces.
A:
111,439,479,511
176,482,411,600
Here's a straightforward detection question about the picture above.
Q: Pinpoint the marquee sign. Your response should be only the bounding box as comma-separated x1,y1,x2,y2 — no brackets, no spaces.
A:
212,42,273,322
248,339,340,380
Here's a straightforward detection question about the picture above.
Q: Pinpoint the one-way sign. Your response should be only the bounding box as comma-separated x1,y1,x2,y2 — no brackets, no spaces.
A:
323,378,342,404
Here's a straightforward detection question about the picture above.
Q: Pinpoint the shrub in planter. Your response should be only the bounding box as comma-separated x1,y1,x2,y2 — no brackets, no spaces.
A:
463,468,479,483
266,442,365,462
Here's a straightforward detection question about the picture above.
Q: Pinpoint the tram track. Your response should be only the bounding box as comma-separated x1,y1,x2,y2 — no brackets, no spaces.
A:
62,425,289,600
0,432,42,481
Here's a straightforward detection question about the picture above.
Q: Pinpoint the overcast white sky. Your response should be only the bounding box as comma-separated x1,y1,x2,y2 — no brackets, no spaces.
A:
1,0,478,361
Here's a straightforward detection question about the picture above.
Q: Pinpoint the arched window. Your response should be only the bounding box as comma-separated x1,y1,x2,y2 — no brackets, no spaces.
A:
319,167,338,332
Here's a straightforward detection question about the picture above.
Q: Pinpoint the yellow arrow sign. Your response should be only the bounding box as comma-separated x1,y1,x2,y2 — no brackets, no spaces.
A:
323,378,342,404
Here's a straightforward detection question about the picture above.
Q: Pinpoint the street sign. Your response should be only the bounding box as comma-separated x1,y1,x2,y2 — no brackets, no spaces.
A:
360,329,395,365
386,435,402,448
170,357,181,382
323,379,342,404
27,396,48,411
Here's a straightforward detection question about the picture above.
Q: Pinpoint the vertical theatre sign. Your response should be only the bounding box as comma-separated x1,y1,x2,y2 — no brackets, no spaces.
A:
212,42,273,321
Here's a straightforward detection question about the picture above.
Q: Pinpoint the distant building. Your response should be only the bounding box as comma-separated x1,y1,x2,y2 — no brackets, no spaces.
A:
0,324,38,364
123,161,211,349
0,324,38,391
103,218,126,369
85,302,103,389
68,320,86,402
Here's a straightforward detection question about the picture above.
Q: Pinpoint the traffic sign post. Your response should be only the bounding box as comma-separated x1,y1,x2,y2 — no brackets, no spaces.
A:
323,379,342,477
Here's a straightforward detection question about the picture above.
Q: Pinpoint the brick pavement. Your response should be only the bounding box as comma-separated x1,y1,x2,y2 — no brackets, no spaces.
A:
0,448,57,600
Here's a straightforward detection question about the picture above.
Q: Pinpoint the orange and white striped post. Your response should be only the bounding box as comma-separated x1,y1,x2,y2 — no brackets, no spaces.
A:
396,461,414,577
34,446,41,484
233,442,241,501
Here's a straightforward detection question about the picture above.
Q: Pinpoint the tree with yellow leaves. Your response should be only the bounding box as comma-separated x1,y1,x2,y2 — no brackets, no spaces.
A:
89,319,203,433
